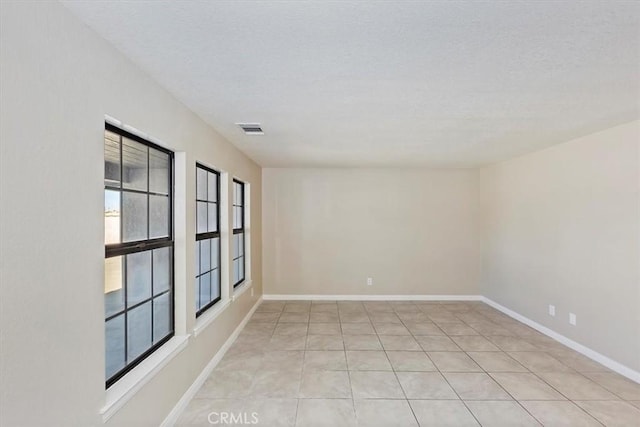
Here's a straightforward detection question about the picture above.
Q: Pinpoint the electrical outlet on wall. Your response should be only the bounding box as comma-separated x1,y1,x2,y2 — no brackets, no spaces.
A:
569,313,577,326
366,277,373,286
548,305,556,316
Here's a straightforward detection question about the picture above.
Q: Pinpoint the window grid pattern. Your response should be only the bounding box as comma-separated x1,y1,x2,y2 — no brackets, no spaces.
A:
232,179,245,287
104,123,174,389
195,163,221,316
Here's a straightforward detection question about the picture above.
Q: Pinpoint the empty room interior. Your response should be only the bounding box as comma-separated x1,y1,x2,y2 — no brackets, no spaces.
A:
1,1,640,426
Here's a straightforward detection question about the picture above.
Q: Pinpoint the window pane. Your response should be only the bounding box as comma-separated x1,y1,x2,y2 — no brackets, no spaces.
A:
207,172,217,202
122,191,147,242
195,241,201,275
211,237,219,269
207,202,217,232
105,190,121,244
105,131,121,186
235,182,242,205
127,302,152,361
233,234,240,259
238,232,245,257
126,251,152,306
196,167,207,200
153,247,171,295
239,256,245,281
105,314,125,379
195,277,200,309
149,194,169,239
105,256,124,317
199,272,211,306
122,138,148,191
149,148,169,195
153,293,171,343
233,206,240,229
200,238,211,273
211,269,220,301
197,201,207,234
233,258,239,284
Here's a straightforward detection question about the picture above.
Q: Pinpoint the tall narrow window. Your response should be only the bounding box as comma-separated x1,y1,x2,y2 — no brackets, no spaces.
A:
104,124,174,388
232,179,245,287
195,164,221,316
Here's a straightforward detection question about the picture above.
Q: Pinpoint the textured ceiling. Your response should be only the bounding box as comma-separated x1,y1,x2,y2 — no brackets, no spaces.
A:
62,1,639,167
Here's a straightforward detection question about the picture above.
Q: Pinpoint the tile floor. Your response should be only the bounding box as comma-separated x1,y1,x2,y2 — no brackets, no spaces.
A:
176,300,640,426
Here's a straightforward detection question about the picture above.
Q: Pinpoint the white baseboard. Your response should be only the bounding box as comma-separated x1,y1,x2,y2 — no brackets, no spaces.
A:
160,296,263,427
262,294,483,301
482,297,640,384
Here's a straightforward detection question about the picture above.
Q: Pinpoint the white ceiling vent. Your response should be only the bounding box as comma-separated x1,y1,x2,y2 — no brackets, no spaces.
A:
237,123,264,135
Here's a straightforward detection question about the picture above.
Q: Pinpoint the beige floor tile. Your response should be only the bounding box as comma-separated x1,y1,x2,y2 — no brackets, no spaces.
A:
374,322,411,335
350,371,405,398
343,334,383,350
397,311,430,322
396,372,458,399
240,398,298,427
368,312,402,323
251,311,281,322
548,350,611,373
243,322,277,335
273,323,308,335
196,370,254,398
465,401,541,426
346,350,392,370
629,400,640,410
267,334,306,350
405,322,446,336
409,400,479,426
309,312,339,323
428,352,483,372
341,322,376,335
490,373,566,400
250,370,301,398
299,370,351,398
438,322,479,336
310,303,338,313
339,312,371,323
379,335,422,351
176,398,246,427
303,350,347,370
536,372,619,400
308,322,341,335
415,335,461,351
278,312,310,323
306,334,344,350
296,399,356,427
260,350,304,371
354,399,418,427
452,335,500,351
584,372,640,400
386,351,437,371
519,401,601,426
284,302,311,313
444,373,512,400
363,302,394,312
428,313,461,323
256,301,285,312
215,350,263,372
467,351,529,372
507,351,573,373
574,400,640,427
487,336,539,352
338,301,366,312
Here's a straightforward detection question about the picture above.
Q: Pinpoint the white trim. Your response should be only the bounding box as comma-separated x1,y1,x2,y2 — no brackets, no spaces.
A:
101,335,190,422
232,279,253,301
262,294,482,301
160,297,263,427
193,299,231,337
482,297,640,384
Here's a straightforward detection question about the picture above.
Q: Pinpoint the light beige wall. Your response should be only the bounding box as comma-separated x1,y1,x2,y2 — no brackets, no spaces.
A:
0,2,261,426
263,168,481,296
479,120,640,372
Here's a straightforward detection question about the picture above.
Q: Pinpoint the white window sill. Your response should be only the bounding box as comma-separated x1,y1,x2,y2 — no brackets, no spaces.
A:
101,334,190,422
232,279,253,301
194,299,231,337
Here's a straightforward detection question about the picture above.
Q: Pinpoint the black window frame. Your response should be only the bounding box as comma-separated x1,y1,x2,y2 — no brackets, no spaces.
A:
104,123,175,389
232,179,246,288
195,163,222,317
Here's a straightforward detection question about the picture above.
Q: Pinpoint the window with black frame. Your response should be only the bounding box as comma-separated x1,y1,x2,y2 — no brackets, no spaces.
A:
104,124,174,388
232,179,245,287
195,164,221,316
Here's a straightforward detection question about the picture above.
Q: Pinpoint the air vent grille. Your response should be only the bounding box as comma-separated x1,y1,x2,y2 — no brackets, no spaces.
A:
237,123,264,135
